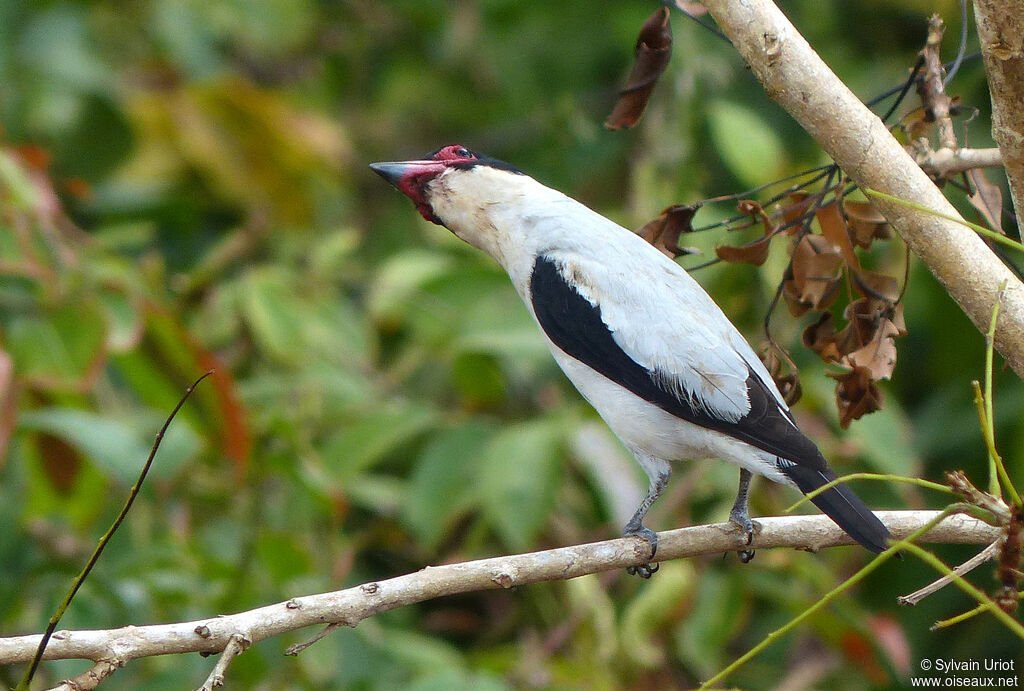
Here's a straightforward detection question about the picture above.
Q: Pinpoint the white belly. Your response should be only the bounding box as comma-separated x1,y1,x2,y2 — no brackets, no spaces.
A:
552,350,792,487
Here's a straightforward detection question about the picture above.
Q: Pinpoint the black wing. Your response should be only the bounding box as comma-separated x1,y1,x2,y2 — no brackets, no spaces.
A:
529,254,826,470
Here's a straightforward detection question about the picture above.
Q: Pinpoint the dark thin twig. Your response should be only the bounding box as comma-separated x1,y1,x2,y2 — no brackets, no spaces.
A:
669,1,731,43
944,0,970,86
17,371,215,690
877,55,924,125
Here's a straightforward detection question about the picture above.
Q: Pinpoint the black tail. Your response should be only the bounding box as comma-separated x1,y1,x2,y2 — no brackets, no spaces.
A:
782,466,892,553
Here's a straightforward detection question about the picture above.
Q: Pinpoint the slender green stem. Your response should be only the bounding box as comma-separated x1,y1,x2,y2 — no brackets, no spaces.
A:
17,371,213,691
863,188,1024,253
932,602,989,630
785,472,950,513
971,380,999,497
901,542,1024,638
982,283,1022,508
700,509,954,689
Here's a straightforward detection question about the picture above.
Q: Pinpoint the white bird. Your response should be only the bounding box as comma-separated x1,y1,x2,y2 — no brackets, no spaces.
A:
371,145,891,574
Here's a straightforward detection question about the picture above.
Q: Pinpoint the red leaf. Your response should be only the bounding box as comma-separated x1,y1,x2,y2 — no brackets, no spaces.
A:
0,348,13,467
37,433,82,494
605,8,672,130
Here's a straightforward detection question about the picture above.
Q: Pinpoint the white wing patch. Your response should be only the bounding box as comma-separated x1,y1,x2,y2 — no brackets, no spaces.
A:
546,248,757,424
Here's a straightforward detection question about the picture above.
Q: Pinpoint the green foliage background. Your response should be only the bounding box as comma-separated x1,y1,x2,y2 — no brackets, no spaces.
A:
1,0,1020,688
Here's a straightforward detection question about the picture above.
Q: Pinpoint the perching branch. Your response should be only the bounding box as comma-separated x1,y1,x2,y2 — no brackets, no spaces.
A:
699,0,1024,381
0,510,999,687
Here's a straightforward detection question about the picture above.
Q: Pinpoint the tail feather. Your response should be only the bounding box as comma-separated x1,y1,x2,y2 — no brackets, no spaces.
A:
782,466,892,553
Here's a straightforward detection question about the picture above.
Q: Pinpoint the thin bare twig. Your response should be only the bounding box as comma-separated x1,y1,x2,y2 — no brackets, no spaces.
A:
17,371,214,691
197,633,251,691
898,540,1002,605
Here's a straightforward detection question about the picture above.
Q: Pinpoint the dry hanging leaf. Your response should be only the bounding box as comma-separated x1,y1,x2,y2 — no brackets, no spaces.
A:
852,269,900,303
843,199,891,248
759,346,802,405
779,191,814,232
844,319,900,381
802,312,841,362
829,366,884,429
605,7,672,130
782,234,843,316
636,204,700,257
715,235,773,266
816,201,860,269
966,168,1004,235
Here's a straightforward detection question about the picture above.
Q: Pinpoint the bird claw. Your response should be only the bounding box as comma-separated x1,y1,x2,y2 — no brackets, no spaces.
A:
624,523,659,578
728,510,756,563
626,562,659,579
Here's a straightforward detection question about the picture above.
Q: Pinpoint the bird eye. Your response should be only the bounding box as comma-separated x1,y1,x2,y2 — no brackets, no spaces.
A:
455,147,471,158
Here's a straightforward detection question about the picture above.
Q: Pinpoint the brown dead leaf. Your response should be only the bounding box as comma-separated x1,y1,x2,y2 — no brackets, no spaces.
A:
816,201,860,269
782,235,843,316
852,269,900,303
636,204,700,257
967,168,1004,235
844,318,900,380
605,7,672,130
715,235,772,266
802,312,841,362
760,346,802,406
828,366,884,429
780,191,814,232
836,298,883,354
843,199,891,248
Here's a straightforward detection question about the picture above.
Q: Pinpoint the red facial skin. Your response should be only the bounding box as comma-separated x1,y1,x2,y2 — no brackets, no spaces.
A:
395,145,479,224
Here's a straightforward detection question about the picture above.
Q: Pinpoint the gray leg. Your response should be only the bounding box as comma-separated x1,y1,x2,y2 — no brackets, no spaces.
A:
729,468,756,563
624,458,671,579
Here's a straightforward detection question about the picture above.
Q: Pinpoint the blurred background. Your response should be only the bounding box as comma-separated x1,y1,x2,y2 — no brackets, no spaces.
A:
1,0,1020,688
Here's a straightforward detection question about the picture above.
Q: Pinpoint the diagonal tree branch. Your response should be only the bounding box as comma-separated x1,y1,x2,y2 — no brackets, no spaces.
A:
700,0,1024,381
973,0,1024,220
0,510,1000,687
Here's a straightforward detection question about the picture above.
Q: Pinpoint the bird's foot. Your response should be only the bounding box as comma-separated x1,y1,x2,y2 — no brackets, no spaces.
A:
728,508,756,564
624,523,659,578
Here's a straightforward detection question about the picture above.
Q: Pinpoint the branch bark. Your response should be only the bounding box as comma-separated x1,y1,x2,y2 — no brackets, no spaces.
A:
0,511,1000,681
973,0,1024,220
700,0,1024,381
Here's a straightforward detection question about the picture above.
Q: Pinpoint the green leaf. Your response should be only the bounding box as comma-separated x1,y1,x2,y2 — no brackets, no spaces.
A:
675,569,747,678
707,100,786,189
20,408,152,483
4,301,106,386
239,269,308,365
476,420,564,551
322,404,438,481
402,422,495,548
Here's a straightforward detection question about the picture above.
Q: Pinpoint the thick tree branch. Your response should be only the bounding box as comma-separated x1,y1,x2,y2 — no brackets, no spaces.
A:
0,510,999,683
700,0,1024,381
973,0,1024,219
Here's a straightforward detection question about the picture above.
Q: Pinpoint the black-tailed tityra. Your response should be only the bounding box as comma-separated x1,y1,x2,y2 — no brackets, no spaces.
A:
371,145,892,573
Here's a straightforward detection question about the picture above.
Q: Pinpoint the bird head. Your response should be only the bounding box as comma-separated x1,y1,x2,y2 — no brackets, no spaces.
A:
370,145,539,263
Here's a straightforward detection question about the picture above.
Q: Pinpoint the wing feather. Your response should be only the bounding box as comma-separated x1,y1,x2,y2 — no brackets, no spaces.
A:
529,254,825,469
